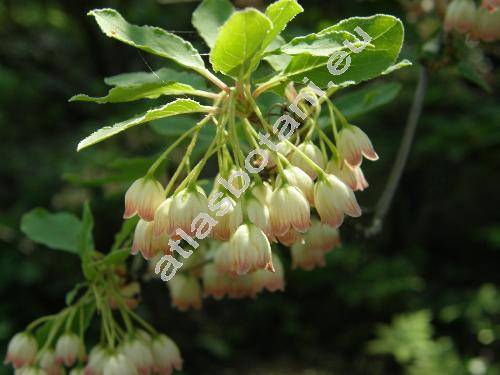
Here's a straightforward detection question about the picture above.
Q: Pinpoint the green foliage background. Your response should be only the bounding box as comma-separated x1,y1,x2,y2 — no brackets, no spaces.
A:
0,0,499,374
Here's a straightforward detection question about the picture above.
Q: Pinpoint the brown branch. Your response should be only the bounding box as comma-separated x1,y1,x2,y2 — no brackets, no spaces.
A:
365,66,429,237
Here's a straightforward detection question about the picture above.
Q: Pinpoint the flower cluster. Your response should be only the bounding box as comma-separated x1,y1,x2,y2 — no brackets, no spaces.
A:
124,83,378,310
444,0,500,41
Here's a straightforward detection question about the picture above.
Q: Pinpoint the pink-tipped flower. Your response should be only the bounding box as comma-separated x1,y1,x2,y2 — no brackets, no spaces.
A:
338,125,378,168
266,141,293,169
102,353,137,375
163,186,208,237
289,142,325,180
291,241,327,270
4,332,37,369
151,335,183,375
167,274,202,311
276,228,303,246
269,185,311,236
39,349,61,375
277,165,315,204
210,196,242,241
55,333,83,367
132,219,167,260
202,263,230,300
84,345,107,375
251,182,273,205
444,0,477,33
121,338,154,375
473,7,500,41
252,253,285,294
306,220,341,252
314,174,361,228
226,274,257,299
227,223,273,275
152,198,173,238
124,177,164,222
326,160,369,192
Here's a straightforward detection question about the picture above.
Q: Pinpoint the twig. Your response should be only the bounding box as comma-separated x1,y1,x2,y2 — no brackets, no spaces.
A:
365,66,428,237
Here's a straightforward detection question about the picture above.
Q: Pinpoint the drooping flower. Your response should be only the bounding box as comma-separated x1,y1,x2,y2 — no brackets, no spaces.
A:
226,223,273,275
246,195,272,238
39,349,61,375
251,182,273,206
277,165,315,204
123,177,164,222
337,125,378,168
121,338,154,375
167,274,202,311
202,263,230,300
102,353,137,375
151,335,183,375
252,253,285,294
266,141,293,169
4,332,38,369
132,220,169,260
291,241,327,270
481,0,499,12
109,282,141,310
269,185,311,236
226,273,257,299
209,194,242,241
276,228,303,247
305,220,341,252
159,186,208,237
314,174,361,228
289,141,325,179
444,0,477,33
326,159,369,192
55,332,83,367
84,345,107,375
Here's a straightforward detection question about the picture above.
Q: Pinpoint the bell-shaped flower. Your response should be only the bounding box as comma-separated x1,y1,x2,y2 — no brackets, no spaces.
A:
337,125,378,168
444,0,477,33
121,338,154,375
277,165,315,204
4,332,38,369
269,185,311,236
151,335,183,375
167,274,202,311
289,142,325,179
326,159,368,192
102,353,137,375
124,177,164,222
55,332,83,367
314,174,361,228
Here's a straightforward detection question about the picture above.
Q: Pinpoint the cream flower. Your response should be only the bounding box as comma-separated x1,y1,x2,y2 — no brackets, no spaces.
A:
124,177,164,222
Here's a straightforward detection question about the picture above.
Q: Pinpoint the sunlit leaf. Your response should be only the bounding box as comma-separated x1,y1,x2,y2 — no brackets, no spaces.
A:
263,0,303,49
192,0,235,49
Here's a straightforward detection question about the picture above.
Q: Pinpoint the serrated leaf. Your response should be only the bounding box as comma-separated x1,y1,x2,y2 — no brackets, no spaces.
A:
70,81,199,104
77,99,212,151
335,82,402,119
89,8,205,72
263,0,303,49
104,68,207,89
21,209,82,254
263,36,291,71
281,14,404,87
210,9,273,79
381,59,412,75
280,30,359,56
192,0,235,49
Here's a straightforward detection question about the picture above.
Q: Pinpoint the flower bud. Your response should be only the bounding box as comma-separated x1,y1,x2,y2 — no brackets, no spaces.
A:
337,125,378,168
121,338,154,375
109,282,140,310
167,274,202,311
163,186,208,237
326,160,368,192
84,345,107,375
269,185,311,236
55,332,83,367
4,332,37,369
124,177,164,222
252,253,285,294
444,0,477,33
314,174,361,228
277,165,315,204
151,335,183,375
251,182,273,205
102,353,137,375
39,349,61,375
289,142,325,180
227,224,273,275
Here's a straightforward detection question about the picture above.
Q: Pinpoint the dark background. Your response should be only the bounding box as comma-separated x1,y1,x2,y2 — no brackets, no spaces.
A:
1,0,499,374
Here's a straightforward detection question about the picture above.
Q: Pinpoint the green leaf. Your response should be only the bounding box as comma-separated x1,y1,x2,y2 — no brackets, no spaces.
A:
192,0,235,49
210,9,273,79
97,249,131,267
70,81,199,104
382,59,412,75
263,0,303,49
21,208,82,254
104,68,207,89
89,9,205,72
335,82,402,119
263,36,291,71
281,14,404,87
279,30,359,56
77,99,212,151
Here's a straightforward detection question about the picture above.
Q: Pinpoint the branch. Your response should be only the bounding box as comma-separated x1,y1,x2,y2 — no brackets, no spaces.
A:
365,66,428,237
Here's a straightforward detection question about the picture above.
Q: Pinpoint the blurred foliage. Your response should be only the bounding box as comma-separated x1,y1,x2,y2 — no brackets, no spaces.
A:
0,0,499,374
